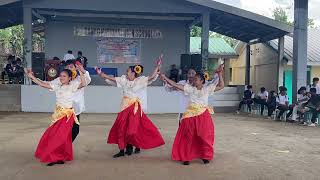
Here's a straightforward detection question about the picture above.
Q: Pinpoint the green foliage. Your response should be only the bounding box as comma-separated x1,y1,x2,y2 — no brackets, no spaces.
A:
190,26,237,48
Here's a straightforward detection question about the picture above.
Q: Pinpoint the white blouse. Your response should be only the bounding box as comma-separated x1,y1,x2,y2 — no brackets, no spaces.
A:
184,83,216,106
49,81,81,109
50,71,91,115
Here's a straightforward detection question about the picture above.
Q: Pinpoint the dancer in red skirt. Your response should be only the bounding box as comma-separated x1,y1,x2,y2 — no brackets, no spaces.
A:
95,56,165,158
24,65,87,166
160,67,224,165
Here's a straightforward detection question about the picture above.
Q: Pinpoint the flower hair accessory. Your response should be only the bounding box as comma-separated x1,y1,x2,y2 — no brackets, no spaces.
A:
204,72,210,81
134,65,142,75
71,70,77,80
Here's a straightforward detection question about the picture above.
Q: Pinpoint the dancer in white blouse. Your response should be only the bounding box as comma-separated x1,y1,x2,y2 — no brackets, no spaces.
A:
95,58,165,158
24,67,87,166
160,69,224,165
50,59,91,142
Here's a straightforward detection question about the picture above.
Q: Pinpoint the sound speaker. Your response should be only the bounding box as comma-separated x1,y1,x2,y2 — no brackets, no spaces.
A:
191,54,202,72
32,52,45,80
180,54,191,69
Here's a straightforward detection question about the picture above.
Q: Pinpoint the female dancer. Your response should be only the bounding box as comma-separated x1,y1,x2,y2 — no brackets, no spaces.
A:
95,61,165,158
50,59,91,142
160,69,224,165
24,65,87,166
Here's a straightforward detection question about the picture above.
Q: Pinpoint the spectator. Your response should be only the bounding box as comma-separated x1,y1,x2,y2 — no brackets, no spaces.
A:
6,60,24,84
302,88,320,126
276,87,289,120
266,90,277,118
253,87,269,115
286,87,309,122
307,77,320,94
169,64,179,82
63,50,75,61
236,85,254,113
77,51,88,68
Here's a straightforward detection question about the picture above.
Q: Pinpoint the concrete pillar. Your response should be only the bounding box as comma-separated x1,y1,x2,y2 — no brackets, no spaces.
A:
245,44,251,85
277,36,285,88
293,0,308,103
23,7,32,68
201,12,210,71
185,26,190,54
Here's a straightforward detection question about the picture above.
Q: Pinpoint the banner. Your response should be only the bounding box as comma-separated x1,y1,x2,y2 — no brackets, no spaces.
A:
97,38,141,64
75,26,162,39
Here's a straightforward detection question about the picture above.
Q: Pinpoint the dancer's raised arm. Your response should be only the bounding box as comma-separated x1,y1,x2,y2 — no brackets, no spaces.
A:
76,64,88,89
214,70,224,92
95,67,116,82
160,74,184,91
148,54,163,81
24,68,52,89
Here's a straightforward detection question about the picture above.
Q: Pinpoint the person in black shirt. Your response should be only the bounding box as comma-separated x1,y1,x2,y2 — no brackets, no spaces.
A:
169,64,179,83
303,88,320,126
77,51,88,68
237,85,254,113
266,90,277,118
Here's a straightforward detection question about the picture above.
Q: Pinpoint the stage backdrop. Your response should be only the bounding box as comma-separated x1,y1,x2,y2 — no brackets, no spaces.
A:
96,38,141,63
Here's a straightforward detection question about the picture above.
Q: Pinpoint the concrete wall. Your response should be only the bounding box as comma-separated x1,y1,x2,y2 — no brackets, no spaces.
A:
44,20,187,85
229,43,278,92
21,85,240,114
0,85,21,111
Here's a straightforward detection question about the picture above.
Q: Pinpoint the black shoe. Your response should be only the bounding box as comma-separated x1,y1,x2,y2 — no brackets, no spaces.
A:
125,145,133,156
134,148,141,154
183,161,190,165
113,150,125,158
202,159,210,164
47,162,57,166
56,160,65,164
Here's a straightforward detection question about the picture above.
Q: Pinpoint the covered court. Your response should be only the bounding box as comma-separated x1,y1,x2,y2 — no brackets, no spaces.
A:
0,112,320,180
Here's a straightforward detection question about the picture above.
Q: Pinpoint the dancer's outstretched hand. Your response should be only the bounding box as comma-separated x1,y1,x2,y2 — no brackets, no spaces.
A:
94,66,102,75
75,61,85,73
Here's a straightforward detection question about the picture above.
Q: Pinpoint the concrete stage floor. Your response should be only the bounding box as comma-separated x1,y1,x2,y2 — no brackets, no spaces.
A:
0,112,320,180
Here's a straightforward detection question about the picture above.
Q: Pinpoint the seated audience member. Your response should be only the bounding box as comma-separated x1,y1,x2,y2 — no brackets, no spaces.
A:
302,88,320,127
276,87,289,120
2,55,15,83
307,77,320,94
253,87,269,115
266,90,277,118
286,87,309,122
169,64,179,82
237,85,254,113
6,60,24,84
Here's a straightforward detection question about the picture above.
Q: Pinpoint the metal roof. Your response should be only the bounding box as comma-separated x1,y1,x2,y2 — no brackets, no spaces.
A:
268,29,320,65
0,0,22,29
186,0,292,43
190,37,238,58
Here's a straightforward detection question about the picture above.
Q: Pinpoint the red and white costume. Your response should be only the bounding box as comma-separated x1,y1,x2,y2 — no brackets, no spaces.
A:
172,83,216,162
105,75,165,150
35,81,81,163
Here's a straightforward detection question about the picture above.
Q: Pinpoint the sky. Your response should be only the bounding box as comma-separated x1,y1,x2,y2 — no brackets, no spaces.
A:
214,0,320,27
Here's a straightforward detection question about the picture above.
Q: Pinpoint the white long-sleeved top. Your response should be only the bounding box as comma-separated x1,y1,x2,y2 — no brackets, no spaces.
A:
184,83,217,106
49,80,81,109
50,71,91,115
105,75,157,111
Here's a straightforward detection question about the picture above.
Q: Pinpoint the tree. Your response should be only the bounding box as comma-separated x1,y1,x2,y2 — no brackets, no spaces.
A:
190,26,237,48
272,6,317,28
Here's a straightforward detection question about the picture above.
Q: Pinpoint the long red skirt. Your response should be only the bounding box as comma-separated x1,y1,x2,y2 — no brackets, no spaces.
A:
107,103,165,150
172,110,214,162
35,114,75,163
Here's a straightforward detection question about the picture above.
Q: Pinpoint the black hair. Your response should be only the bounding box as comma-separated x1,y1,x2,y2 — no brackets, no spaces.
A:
16,58,21,62
61,69,72,78
78,51,82,55
7,55,15,61
313,77,319,82
11,61,17,65
129,65,144,77
260,87,266,92
65,59,76,66
300,86,307,91
247,85,253,89
53,56,60,60
195,73,206,84
310,88,317,94
67,50,72,54
270,90,276,97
